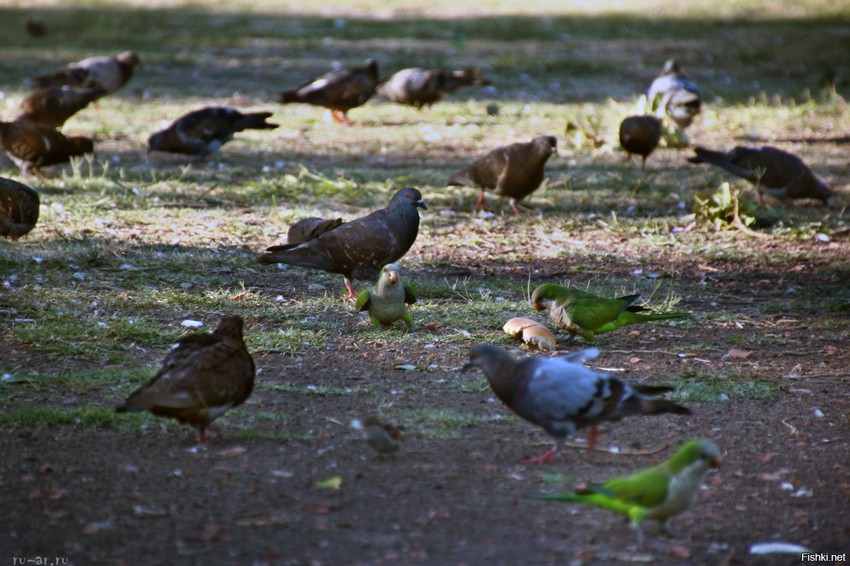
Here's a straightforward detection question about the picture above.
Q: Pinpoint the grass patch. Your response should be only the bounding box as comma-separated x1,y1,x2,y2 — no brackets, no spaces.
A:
0,405,150,431
667,370,777,403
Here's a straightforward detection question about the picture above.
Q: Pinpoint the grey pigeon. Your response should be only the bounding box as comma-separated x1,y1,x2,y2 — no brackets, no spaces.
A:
647,60,701,129
377,67,490,109
147,107,278,157
286,217,344,245
688,145,831,205
619,115,662,169
16,86,105,129
115,315,255,443
462,345,690,463
259,187,426,301
447,135,557,214
0,120,93,177
35,51,140,97
0,177,40,239
278,59,379,125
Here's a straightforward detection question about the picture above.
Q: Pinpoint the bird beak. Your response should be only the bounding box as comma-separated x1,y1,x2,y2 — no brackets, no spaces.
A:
388,270,398,284
415,199,427,210
532,302,544,311
710,457,722,469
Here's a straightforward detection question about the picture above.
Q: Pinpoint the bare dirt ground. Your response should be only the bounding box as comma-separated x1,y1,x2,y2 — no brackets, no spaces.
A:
3,232,849,566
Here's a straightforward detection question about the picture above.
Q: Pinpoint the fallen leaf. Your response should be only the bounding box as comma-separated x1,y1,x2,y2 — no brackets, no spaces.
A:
725,348,752,359
216,446,247,458
667,545,690,560
313,476,342,490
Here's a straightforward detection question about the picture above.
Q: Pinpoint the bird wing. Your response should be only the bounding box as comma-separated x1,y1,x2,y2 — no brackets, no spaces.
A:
355,287,372,311
131,334,252,410
598,465,671,508
519,357,617,431
567,296,632,331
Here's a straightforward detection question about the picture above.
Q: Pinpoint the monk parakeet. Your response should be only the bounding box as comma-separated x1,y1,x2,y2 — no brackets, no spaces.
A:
531,284,690,341
530,438,721,542
461,345,690,464
355,263,416,330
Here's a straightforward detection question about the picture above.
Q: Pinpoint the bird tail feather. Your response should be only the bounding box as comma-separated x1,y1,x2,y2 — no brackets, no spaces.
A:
258,244,334,271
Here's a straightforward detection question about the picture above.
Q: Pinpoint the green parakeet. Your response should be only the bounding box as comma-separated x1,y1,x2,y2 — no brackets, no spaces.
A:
529,438,721,542
531,283,690,341
355,263,416,330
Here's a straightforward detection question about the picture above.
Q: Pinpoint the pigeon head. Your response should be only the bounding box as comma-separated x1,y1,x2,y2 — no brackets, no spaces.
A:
461,344,514,376
389,187,427,213
364,59,379,79
70,137,95,154
214,315,246,342
533,135,558,156
118,51,141,67
147,131,166,152
661,59,681,76
813,177,832,206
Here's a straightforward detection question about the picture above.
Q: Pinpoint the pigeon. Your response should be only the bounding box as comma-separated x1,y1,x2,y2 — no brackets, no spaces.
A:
447,135,558,214
529,439,721,543
688,145,831,205
462,345,690,464
350,416,404,455
646,60,701,129
259,187,426,301
286,217,344,245
115,315,255,443
0,120,94,177
646,60,700,129
377,67,491,109
34,51,140,97
278,59,379,125
0,177,40,239
15,86,106,129
147,107,279,157
619,115,662,169
25,18,47,38
532,284,691,342
355,263,416,330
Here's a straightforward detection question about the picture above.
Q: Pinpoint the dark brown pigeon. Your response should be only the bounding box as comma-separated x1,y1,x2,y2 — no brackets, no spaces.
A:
115,315,255,443
34,51,140,96
147,107,278,157
16,86,106,129
448,135,557,214
619,115,662,169
688,145,831,205
0,120,94,177
462,345,690,464
286,217,344,245
26,18,47,38
0,177,40,239
377,67,491,109
647,60,701,129
259,187,426,301
278,59,379,125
